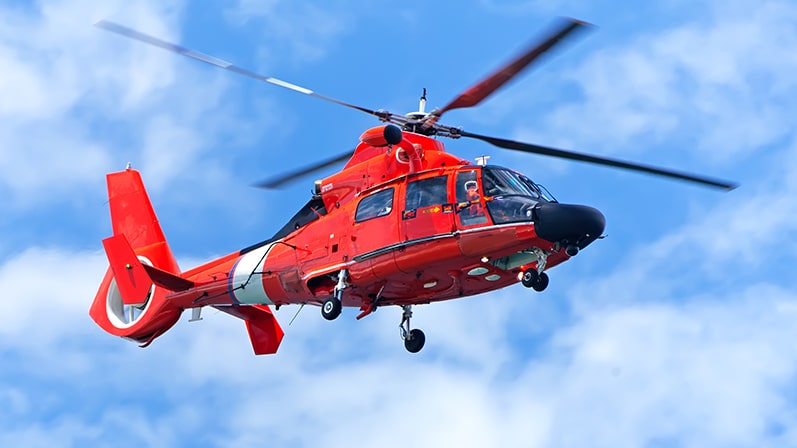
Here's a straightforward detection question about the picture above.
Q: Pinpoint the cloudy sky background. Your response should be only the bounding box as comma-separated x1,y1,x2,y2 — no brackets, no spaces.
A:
2,0,796,446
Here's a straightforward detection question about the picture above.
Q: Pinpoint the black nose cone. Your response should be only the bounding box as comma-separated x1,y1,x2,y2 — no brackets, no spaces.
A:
534,203,606,248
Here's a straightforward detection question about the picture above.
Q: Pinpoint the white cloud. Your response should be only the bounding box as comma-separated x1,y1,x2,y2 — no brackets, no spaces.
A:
225,0,351,67
0,247,105,344
527,289,797,447
509,1,797,168
0,0,269,206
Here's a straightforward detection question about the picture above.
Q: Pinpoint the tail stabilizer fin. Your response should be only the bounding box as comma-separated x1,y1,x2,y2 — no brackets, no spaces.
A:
142,264,194,291
102,234,153,306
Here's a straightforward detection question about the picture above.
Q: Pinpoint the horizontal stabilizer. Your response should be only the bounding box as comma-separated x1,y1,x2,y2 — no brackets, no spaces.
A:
142,263,194,291
102,234,153,306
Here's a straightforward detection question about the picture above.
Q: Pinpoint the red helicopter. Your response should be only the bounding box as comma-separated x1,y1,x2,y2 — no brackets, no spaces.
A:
90,19,736,354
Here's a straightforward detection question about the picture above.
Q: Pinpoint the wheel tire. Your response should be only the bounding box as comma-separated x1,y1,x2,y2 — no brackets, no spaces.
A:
321,297,342,320
521,269,538,288
533,272,549,292
404,329,426,353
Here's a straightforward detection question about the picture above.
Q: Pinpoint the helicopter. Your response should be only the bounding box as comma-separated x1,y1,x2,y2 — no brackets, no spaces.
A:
90,18,736,355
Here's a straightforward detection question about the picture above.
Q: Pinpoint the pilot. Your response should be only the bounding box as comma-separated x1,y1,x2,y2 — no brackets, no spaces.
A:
461,179,487,225
482,176,499,196
465,180,480,202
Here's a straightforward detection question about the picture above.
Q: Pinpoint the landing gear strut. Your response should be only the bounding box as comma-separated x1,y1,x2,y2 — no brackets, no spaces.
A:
321,269,347,321
517,248,550,292
399,305,425,353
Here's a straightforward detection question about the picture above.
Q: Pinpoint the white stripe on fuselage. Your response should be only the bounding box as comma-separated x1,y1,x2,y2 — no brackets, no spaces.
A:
230,243,275,305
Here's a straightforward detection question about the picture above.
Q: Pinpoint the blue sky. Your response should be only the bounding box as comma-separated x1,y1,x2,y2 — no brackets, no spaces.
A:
2,0,797,446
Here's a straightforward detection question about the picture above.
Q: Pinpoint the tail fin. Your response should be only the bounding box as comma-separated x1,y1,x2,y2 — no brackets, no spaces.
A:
106,168,179,272
90,168,184,345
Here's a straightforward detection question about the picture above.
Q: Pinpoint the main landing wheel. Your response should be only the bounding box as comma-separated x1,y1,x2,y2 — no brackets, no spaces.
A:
321,297,342,320
521,269,549,292
521,269,538,288
404,329,426,353
533,272,549,292
399,305,425,353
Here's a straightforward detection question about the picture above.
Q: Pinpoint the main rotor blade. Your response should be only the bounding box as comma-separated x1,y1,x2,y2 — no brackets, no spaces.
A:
431,18,591,120
95,20,393,121
459,130,738,191
253,150,353,189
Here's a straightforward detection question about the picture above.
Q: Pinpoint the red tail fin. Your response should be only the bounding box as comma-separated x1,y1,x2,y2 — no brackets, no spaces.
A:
90,168,183,345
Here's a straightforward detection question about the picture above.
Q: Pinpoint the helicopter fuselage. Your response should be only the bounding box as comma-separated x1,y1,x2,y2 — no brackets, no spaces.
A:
168,127,601,314
90,127,606,354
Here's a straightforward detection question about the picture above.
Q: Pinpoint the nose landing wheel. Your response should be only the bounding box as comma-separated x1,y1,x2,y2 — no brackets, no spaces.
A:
399,305,425,353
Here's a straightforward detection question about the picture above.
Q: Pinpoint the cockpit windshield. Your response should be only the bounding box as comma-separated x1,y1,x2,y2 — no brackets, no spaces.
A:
482,167,553,200
454,166,557,226
477,166,555,225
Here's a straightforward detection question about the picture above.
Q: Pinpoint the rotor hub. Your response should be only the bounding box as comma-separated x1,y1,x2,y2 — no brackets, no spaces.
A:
402,112,438,136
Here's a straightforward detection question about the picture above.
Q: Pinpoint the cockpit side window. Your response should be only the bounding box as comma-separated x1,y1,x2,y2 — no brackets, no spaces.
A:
483,167,540,198
456,170,480,204
456,170,488,226
355,188,394,222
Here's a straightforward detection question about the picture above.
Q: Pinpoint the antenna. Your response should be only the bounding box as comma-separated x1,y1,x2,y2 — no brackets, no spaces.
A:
418,88,427,114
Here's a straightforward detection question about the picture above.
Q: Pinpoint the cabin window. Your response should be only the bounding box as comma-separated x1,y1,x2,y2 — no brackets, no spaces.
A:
355,188,394,222
406,176,448,210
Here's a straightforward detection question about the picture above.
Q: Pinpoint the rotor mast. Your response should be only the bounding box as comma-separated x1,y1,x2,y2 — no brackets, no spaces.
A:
403,88,437,135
